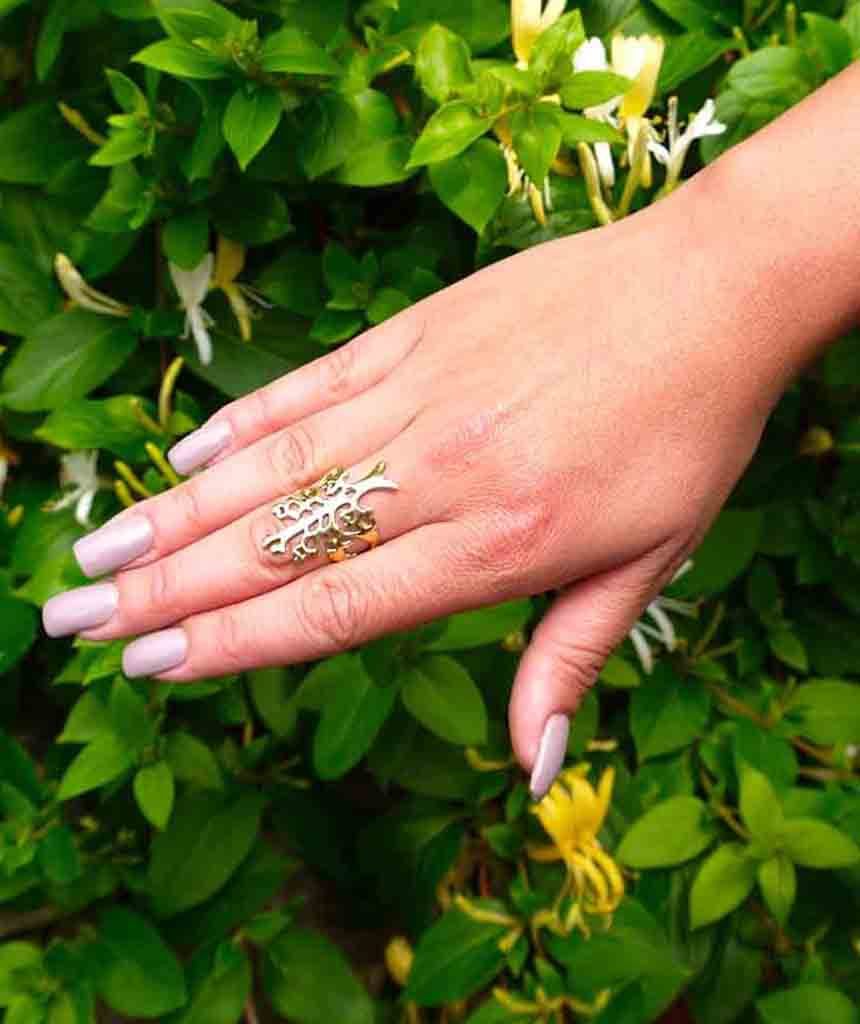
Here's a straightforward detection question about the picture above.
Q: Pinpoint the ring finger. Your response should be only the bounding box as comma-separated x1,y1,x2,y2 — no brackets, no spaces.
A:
46,431,440,642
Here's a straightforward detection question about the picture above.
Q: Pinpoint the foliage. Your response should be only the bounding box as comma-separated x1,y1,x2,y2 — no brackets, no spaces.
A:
1,0,859,1022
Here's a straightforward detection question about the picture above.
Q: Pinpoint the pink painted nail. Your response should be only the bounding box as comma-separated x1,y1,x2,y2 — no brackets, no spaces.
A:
123,628,188,679
168,420,233,476
529,714,570,800
43,583,119,638
74,514,153,578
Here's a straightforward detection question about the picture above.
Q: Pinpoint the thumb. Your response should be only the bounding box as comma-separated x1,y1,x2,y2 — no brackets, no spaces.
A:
509,555,675,800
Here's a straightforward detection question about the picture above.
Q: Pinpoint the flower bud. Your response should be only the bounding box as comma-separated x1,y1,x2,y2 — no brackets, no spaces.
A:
384,936,414,987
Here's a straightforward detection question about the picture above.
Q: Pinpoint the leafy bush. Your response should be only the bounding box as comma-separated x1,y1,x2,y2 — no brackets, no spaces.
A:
1,0,859,1022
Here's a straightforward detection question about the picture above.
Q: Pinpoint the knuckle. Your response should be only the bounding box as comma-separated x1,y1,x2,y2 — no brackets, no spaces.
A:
211,607,249,674
169,482,208,537
248,384,280,433
266,423,318,491
296,573,367,652
545,636,610,699
141,558,178,615
318,342,358,401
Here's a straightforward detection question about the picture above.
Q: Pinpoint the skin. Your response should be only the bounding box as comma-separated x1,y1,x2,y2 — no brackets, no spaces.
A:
54,62,860,780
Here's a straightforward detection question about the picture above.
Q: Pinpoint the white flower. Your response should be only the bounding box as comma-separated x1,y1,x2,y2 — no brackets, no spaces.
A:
650,97,726,190
628,561,697,674
46,451,102,527
512,0,567,67
501,144,552,226
170,253,215,366
55,254,131,318
572,37,619,189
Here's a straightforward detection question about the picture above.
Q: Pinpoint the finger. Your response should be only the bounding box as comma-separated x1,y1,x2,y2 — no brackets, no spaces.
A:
72,380,414,579
167,311,425,475
77,435,441,642
119,522,473,680
508,552,680,800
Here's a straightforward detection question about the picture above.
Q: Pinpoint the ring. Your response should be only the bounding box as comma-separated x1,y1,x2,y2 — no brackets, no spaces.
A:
261,462,399,565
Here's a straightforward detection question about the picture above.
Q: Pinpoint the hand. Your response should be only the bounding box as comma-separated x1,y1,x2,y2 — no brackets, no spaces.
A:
43,166,780,796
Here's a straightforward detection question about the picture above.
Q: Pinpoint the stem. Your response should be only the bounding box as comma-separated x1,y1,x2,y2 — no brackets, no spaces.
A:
0,906,63,940
615,123,648,220
694,601,725,658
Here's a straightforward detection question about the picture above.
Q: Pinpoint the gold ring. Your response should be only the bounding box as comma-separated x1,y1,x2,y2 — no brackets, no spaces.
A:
261,461,398,565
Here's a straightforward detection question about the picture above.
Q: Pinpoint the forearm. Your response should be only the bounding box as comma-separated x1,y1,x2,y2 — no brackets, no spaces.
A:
678,61,860,399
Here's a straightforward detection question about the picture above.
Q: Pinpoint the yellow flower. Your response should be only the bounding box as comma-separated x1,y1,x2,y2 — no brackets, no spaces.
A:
511,0,567,68
384,936,414,987
612,34,665,123
212,235,269,342
530,765,624,916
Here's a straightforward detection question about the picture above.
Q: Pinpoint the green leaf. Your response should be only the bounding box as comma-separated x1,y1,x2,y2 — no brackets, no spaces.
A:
59,692,111,745
106,68,149,114
0,944,42,1007
557,111,624,145
148,790,266,916
630,663,711,761
95,907,187,1018
401,655,488,746
313,654,398,780
164,731,223,789
738,764,783,846
134,761,175,830
163,209,210,270
259,26,341,75
689,842,758,929
510,105,561,186
785,679,860,745
779,818,860,869
649,0,727,31
91,124,152,167
802,13,853,78
727,46,817,102
405,905,508,1006
0,732,43,805
757,985,858,1024
767,627,808,672
299,93,359,179
600,654,641,688
0,243,59,335
37,825,81,885
425,599,532,652
154,0,242,41
416,24,473,104
210,182,292,244
408,101,493,168
757,854,795,926
0,102,87,184
223,86,283,170
35,395,154,461
133,39,230,79
528,10,585,92
0,599,38,675
174,942,251,1024
659,31,734,92
263,929,374,1024
57,733,133,801
561,70,631,108
673,509,764,597
618,796,716,868
331,89,414,186
2,311,137,413
429,138,507,234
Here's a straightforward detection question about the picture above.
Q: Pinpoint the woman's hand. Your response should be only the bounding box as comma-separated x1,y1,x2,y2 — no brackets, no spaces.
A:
42,158,790,796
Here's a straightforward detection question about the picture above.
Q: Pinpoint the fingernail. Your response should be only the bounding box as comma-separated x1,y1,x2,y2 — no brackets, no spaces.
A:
43,583,119,638
529,713,570,800
123,628,188,679
168,420,233,475
74,514,153,578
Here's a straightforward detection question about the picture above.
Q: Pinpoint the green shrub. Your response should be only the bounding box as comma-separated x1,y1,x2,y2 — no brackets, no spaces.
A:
1,1,859,1021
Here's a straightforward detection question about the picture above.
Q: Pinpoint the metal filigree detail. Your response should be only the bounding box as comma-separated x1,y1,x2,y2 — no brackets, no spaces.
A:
262,461,398,564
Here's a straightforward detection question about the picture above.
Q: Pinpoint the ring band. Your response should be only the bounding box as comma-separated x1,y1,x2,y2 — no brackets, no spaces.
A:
261,461,399,565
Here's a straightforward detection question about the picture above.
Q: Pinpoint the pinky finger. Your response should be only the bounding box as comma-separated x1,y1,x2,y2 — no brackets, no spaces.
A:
121,523,471,680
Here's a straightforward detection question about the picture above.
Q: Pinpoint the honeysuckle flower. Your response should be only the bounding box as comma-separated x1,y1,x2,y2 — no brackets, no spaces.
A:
212,236,269,343
650,97,726,192
628,560,697,674
572,37,619,189
170,253,215,366
45,451,102,527
530,764,624,917
612,34,664,123
55,254,131,318
512,0,567,68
